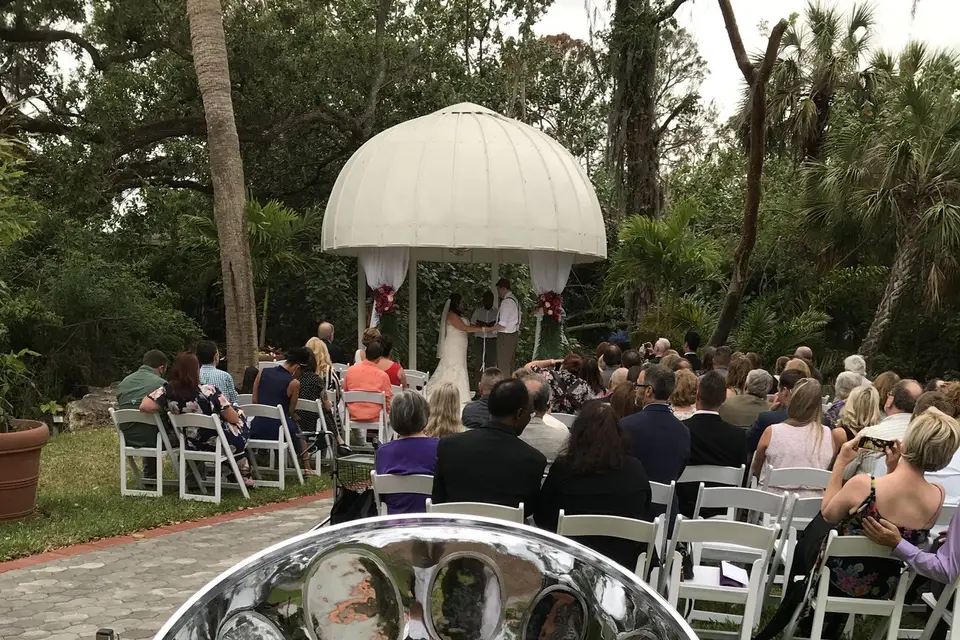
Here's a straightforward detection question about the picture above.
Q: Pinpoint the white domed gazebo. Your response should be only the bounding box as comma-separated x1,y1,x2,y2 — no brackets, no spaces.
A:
321,102,607,369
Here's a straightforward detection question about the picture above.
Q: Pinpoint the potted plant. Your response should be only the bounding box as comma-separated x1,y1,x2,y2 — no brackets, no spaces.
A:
0,348,50,523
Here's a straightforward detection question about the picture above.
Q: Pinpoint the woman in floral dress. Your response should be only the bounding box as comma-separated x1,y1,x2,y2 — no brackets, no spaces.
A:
525,354,593,414
140,352,254,487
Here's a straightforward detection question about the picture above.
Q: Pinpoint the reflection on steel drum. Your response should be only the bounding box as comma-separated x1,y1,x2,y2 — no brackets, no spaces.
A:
428,554,503,640
216,611,285,640
303,548,402,639
524,587,586,640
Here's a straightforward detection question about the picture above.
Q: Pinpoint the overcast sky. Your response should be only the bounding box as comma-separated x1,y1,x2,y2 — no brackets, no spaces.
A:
534,0,958,117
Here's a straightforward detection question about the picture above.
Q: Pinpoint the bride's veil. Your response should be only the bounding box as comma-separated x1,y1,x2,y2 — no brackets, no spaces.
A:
436,297,451,358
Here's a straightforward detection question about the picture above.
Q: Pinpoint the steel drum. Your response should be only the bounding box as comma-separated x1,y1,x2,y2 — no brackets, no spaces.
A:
154,513,697,640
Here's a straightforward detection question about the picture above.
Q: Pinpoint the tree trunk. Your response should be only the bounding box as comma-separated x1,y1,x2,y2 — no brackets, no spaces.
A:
187,0,258,379
258,283,270,349
709,2,788,347
859,231,922,358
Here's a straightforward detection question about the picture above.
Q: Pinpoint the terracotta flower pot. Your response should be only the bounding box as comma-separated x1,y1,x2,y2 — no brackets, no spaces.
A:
0,420,50,523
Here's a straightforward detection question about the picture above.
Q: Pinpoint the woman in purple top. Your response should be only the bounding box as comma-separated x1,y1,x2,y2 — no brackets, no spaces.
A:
375,390,439,514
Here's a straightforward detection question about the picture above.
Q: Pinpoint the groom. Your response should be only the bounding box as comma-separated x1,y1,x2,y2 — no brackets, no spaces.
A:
491,278,521,374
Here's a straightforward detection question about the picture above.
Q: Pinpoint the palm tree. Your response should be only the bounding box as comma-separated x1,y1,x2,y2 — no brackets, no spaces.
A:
737,1,874,161
186,199,320,348
804,43,960,357
187,0,258,378
605,199,721,340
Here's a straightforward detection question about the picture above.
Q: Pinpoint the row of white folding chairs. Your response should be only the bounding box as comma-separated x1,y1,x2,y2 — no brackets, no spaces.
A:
110,407,251,503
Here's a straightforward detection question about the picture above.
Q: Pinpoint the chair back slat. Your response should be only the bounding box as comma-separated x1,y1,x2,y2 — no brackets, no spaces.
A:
763,466,831,491
695,486,786,518
237,394,253,406
426,499,524,523
675,517,780,551
678,464,745,486
371,472,434,496
110,408,162,427
553,413,576,428
239,404,284,419
650,480,675,508
557,512,658,544
168,412,220,430
292,398,320,413
343,391,386,405
822,532,898,559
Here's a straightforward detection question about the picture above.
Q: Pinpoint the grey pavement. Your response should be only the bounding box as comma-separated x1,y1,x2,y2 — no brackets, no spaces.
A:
0,498,332,640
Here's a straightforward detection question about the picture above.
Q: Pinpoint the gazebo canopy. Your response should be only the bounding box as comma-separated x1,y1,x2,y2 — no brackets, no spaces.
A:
321,102,606,264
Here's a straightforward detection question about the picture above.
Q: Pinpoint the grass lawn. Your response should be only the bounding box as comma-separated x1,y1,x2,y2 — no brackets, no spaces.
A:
0,427,330,561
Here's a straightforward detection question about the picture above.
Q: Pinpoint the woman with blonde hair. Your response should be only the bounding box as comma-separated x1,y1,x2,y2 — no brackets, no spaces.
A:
832,385,882,444
424,383,463,438
726,356,751,397
670,369,698,420
305,337,349,457
783,358,811,378
752,378,840,496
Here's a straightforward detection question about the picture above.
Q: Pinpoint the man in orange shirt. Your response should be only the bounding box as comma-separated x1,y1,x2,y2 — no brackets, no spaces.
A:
344,339,392,423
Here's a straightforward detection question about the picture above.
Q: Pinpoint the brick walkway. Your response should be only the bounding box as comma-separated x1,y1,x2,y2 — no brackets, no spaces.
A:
0,498,333,640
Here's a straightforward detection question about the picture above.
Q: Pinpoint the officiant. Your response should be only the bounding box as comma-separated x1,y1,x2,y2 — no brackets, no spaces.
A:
470,290,498,384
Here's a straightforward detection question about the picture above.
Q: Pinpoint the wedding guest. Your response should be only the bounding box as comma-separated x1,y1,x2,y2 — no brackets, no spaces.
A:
682,330,702,371
752,378,839,496
375,391,439,514
712,346,732,379
376,334,408,389
251,347,312,468
832,385,882,444
580,357,605,400
520,376,569,465
239,366,259,395
343,340,392,428
424,383,463,438
774,356,789,377
601,344,622,388
462,367,503,429
534,401,652,569
783,357,811,378
621,365,690,488
141,352,253,486
745,352,763,370
431,379,546,509
660,353,683,372
621,349,643,371
726,356,751,397
116,350,169,478
195,340,238,405
470,290,498,374
317,321,350,366
823,371,862,427
844,354,869,382
873,370,902,413
525,355,591,414
606,367,628,395
353,326,381,364
609,377,641,420
702,346,717,375
670,369,698,420
915,391,955,418
678,371,747,517
747,369,805,453
720,369,772,428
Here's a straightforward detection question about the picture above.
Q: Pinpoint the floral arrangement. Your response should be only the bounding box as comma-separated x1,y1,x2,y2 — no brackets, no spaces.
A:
537,291,563,322
374,284,396,316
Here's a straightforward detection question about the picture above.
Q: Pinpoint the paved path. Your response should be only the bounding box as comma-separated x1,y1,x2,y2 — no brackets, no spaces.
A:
0,498,332,640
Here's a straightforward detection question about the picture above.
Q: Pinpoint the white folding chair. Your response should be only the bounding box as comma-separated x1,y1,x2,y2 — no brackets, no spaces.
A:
552,412,576,428
557,511,663,583
404,369,429,392
678,464,746,488
242,403,304,489
294,397,335,471
391,384,403,398
783,531,912,640
761,466,831,494
167,412,250,503
258,360,284,370
343,391,387,448
425,498,524,523
650,480,676,564
109,408,170,498
332,363,348,378
237,394,253,406
665,517,780,640
773,494,821,603
370,471,434,515
917,576,960,640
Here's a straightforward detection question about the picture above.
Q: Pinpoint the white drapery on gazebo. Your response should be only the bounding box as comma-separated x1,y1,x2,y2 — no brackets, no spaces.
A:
321,102,607,369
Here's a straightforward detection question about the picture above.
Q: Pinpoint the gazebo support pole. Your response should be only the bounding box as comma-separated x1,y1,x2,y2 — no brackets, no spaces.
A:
491,256,500,299
408,259,418,371
357,263,366,349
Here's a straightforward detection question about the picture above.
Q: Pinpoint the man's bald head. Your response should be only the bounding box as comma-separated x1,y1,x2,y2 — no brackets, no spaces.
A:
794,345,813,360
886,379,923,415
317,322,334,340
654,338,671,357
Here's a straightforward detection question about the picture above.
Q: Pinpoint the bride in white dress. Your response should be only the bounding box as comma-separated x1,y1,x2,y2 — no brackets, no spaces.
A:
425,293,486,404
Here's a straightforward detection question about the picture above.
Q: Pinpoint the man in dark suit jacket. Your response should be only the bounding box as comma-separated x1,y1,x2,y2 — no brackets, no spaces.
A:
621,364,691,486
678,371,747,517
433,378,546,511
746,368,805,453
317,322,350,365
682,329,703,372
